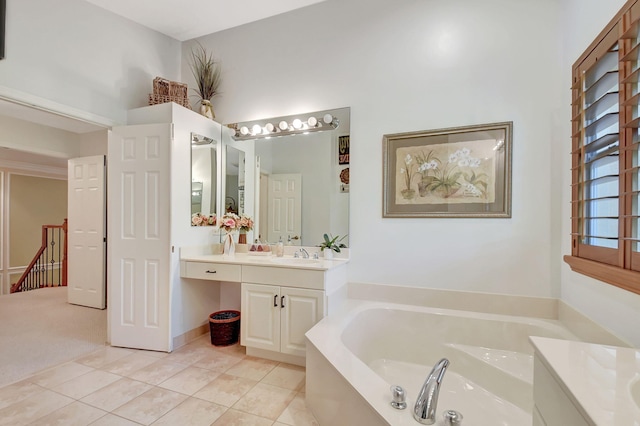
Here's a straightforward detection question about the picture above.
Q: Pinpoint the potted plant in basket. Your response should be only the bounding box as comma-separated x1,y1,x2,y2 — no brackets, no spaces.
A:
318,233,347,260
189,42,221,119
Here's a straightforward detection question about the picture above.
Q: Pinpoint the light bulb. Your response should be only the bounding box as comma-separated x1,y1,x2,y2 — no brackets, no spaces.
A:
308,117,318,127
323,114,334,124
292,119,302,129
279,121,289,131
240,126,249,135
252,124,262,135
265,123,274,132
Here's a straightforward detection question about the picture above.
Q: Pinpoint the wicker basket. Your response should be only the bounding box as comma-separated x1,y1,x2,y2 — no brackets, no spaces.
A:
148,77,191,109
209,310,241,346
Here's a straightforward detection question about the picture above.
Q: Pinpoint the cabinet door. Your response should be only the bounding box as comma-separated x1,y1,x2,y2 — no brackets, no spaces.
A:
280,287,325,357
241,283,280,352
108,124,172,352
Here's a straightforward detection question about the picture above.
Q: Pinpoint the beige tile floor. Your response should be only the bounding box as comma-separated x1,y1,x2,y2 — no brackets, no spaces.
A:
0,336,319,425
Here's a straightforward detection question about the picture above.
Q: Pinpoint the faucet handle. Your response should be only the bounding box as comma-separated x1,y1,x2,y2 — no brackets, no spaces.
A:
390,385,407,410
443,410,463,425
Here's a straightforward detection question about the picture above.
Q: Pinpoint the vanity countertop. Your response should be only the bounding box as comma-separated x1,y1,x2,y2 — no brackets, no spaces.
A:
530,336,640,425
180,251,349,271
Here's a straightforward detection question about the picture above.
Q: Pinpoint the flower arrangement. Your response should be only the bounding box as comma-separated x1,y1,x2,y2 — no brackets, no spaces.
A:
219,212,240,233
191,213,216,226
218,213,254,233
237,215,254,232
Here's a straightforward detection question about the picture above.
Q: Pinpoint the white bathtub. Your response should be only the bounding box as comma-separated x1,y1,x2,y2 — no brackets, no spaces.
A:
305,300,579,426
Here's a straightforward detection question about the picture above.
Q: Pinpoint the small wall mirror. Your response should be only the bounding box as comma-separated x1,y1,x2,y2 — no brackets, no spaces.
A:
191,132,218,225
229,107,350,247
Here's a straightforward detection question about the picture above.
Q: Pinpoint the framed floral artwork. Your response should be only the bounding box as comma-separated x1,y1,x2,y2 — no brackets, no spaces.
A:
383,122,512,218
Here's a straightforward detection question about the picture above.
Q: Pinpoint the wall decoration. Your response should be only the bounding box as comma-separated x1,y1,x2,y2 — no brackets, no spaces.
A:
383,122,512,218
340,167,349,193
339,135,350,165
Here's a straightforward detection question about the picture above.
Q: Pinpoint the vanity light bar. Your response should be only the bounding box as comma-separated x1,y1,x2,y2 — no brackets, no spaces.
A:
191,134,215,145
229,113,339,141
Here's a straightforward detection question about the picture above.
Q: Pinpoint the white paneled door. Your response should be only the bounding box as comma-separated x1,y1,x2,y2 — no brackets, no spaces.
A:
267,174,302,245
108,124,172,352
67,155,106,309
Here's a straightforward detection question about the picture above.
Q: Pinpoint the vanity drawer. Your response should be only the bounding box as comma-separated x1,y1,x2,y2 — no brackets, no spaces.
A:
184,262,241,282
242,265,324,290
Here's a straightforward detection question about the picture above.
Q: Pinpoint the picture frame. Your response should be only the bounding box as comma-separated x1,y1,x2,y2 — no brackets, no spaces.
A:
383,121,512,218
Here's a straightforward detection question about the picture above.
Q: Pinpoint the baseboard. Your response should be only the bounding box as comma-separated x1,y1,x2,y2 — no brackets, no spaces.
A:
172,323,209,350
246,347,305,367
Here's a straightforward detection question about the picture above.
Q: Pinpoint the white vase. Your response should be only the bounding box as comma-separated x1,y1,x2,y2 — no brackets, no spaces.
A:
223,232,235,256
199,100,215,119
323,248,333,260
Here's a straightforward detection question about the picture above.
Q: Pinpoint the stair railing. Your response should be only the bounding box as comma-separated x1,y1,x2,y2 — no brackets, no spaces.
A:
10,219,68,293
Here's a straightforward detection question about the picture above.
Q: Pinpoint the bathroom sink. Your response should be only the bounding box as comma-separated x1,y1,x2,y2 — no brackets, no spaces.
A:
270,257,320,265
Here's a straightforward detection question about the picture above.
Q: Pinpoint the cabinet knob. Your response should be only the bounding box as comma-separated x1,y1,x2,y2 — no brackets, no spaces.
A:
274,295,278,307
205,270,217,274
281,295,285,308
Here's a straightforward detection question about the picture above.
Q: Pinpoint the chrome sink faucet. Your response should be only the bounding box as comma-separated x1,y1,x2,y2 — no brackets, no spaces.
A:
293,248,309,258
414,358,449,425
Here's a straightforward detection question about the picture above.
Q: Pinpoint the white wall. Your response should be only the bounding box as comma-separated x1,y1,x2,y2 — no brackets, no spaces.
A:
0,116,82,158
183,0,564,297
1,0,181,124
559,0,640,346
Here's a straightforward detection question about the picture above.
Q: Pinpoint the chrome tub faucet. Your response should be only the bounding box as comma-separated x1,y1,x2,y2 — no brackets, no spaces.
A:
413,358,450,425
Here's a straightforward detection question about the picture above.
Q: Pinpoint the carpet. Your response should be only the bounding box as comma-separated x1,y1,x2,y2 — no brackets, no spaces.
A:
0,287,107,387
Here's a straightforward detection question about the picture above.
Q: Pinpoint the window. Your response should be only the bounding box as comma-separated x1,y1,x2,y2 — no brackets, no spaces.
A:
565,0,640,294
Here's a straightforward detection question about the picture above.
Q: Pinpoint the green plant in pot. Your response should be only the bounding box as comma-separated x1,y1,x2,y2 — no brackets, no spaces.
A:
189,42,221,119
318,233,347,259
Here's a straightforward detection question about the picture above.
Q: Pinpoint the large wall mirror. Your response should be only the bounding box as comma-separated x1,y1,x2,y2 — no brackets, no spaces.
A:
190,132,219,225
229,107,350,247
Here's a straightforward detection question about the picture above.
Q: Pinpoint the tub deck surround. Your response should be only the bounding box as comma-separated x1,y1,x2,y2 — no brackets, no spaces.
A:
531,336,640,425
305,300,583,426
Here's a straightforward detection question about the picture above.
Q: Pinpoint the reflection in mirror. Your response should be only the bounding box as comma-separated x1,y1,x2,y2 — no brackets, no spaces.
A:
220,130,256,243
191,181,203,214
225,145,245,215
230,107,350,247
191,132,218,225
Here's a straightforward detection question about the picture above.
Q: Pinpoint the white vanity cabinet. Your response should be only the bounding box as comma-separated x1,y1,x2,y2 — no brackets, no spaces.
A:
179,250,348,365
241,283,324,358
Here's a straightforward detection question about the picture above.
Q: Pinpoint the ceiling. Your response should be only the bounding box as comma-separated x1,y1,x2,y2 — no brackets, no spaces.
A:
84,0,328,41
0,1,328,136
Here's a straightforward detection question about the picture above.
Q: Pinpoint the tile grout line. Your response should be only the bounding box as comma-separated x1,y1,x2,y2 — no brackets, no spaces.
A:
4,340,317,425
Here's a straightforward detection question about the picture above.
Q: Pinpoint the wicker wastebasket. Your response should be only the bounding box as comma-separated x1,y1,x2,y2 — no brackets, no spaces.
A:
209,310,241,346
